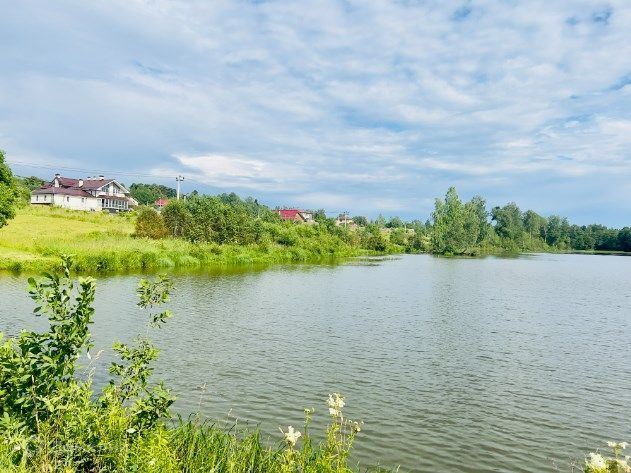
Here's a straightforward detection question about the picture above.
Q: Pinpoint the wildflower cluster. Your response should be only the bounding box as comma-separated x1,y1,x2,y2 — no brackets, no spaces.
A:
585,441,630,473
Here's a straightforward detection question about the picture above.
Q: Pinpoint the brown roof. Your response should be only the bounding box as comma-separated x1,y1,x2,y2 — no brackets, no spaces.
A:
57,177,80,187
81,179,115,190
32,187,94,197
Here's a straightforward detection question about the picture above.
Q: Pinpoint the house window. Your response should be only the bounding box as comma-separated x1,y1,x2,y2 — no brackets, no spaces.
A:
66,196,70,202
36,195,39,201
44,195,47,201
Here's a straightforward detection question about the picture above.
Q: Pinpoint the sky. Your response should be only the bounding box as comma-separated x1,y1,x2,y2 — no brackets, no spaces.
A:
1,0,630,225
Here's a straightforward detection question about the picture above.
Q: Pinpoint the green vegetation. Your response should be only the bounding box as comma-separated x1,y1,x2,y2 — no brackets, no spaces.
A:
0,206,373,274
129,182,177,205
584,442,630,472
0,260,377,472
427,187,631,255
0,150,19,228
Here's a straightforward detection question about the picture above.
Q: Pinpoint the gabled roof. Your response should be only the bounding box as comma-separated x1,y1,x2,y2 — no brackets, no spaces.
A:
276,209,306,220
81,179,115,190
155,198,169,206
57,177,80,187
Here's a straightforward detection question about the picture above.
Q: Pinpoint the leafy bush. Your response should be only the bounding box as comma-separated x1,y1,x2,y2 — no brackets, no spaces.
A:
0,150,18,228
134,206,168,239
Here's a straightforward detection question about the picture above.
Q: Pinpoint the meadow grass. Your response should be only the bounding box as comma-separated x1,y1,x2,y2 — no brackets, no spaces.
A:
0,206,360,273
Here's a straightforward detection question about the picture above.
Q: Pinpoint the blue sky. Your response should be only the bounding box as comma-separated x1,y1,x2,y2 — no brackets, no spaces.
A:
1,1,630,225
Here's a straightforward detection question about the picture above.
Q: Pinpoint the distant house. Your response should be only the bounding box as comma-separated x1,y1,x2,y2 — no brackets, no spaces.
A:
273,208,316,224
155,198,169,210
335,214,357,229
31,174,137,212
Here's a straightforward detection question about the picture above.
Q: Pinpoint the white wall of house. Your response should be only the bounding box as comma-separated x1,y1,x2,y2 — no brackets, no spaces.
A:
31,193,100,211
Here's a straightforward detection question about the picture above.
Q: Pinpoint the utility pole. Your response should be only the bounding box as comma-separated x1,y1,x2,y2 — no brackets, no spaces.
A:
344,210,349,229
176,175,185,200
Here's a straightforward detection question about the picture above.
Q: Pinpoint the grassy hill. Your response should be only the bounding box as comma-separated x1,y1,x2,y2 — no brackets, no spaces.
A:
0,206,359,273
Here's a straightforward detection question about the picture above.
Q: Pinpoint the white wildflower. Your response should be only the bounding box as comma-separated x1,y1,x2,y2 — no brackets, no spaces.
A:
616,458,631,473
608,441,628,450
126,427,136,434
587,453,607,470
328,407,340,417
148,459,156,467
327,393,345,409
282,426,301,447
352,421,363,433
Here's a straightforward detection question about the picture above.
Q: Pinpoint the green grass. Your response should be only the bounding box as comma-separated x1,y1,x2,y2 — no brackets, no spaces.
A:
0,207,361,273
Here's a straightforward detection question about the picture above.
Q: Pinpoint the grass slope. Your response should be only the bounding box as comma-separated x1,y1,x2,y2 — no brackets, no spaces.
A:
0,206,359,273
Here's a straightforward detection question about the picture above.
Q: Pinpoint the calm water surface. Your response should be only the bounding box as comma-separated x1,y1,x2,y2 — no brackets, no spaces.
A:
1,254,630,472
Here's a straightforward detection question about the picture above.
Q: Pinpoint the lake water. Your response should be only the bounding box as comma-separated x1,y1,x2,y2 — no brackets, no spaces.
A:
1,254,630,472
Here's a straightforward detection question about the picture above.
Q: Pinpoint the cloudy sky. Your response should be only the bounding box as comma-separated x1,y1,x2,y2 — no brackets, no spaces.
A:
2,1,630,225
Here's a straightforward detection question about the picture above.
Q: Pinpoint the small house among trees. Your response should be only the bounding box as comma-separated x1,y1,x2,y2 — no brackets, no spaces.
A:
273,208,316,224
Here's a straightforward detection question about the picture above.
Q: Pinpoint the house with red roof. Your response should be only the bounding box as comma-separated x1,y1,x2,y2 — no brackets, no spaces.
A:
273,208,316,224
31,174,137,212
154,198,169,210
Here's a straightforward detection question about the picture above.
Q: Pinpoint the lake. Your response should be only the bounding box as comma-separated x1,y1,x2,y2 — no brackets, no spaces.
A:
1,254,630,472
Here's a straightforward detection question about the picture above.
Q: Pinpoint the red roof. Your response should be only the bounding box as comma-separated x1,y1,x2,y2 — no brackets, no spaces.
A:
155,198,169,206
275,209,305,220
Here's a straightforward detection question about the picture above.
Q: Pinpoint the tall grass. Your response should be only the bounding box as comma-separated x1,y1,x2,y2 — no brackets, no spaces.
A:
0,207,362,273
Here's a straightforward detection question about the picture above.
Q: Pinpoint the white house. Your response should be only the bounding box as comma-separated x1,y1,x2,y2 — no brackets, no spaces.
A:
31,174,137,212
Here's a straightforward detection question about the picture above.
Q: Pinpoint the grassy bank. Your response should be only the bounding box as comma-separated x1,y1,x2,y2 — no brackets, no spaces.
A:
0,207,362,273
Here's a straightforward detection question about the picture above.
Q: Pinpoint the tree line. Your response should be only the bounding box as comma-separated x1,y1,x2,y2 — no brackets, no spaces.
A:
1,153,628,255
428,187,631,255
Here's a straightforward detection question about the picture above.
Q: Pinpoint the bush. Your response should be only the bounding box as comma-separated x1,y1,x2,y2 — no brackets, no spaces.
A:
134,206,168,239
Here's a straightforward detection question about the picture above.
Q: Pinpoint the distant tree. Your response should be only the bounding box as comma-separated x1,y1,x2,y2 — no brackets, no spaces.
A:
129,183,177,205
162,200,191,238
430,187,477,254
523,210,546,242
466,195,491,244
385,216,404,228
352,215,368,226
18,175,45,190
491,203,524,243
360,224,388,252
134,207,168,239
313,209,328,223
389,227,407,246
618,227,631,252
374,214,387,228
0,150,18,228
545,215,570,247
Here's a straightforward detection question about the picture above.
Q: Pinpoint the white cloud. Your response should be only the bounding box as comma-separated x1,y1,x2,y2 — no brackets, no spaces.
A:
1,0,631,223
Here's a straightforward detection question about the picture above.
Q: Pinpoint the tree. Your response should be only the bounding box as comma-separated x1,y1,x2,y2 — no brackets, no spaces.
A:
465,195,490,245
385,216,404,228
134,207,168,239
0,150,18,228
523,210,546,242
129,183,176,205
431,187,477,254
352,215,368,226
312,209,328,223
161,200,191,238
491,203,524,243
374,214,387,228
545,215,570,247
